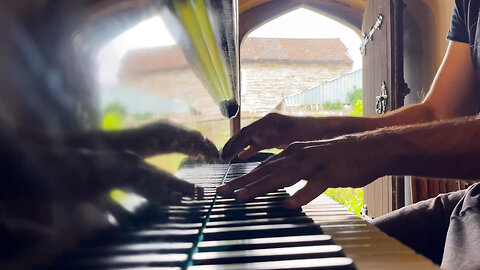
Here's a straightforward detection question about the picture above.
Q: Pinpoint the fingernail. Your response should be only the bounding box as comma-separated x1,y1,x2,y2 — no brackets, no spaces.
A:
237,150,248,159
284,197,299,209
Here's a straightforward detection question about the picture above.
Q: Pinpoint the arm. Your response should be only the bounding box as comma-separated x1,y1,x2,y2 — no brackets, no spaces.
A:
222,41,479,160
218,116,480,209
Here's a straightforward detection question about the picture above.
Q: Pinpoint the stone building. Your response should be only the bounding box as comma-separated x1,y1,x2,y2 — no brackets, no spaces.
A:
116,37,353,119
240,37,353,112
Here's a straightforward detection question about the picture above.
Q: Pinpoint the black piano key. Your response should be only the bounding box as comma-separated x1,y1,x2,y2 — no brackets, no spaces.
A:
213,200,284,208
202,223,324,241
214,193,290,204
54,242,194,266
188,257,355,270
82,253,189,268
49,251,190,269
104,267,181,270
150,222,204,230
123,229,200,242
90,242,194,255
192,245,344,265
208,210,305,222
198,234,333,252
211,204,299,215
206,216,312,228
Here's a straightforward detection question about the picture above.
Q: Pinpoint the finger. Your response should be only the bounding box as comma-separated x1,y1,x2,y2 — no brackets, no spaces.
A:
126,164,195,201
284,181,327,209
200,138,220,160
216,157,289,196
234,166,299,202
127,176,185,204
180,134,219,160
237,145,260,159
140,162,195,196
221,128,254,161
147,169,195,197
253,142,311,171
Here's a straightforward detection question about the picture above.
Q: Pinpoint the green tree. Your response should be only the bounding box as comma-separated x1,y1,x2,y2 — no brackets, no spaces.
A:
346,86,363,105
322,101,343,110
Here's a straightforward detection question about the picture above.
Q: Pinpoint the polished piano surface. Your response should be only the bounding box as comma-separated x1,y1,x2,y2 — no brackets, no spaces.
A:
42,162,439,270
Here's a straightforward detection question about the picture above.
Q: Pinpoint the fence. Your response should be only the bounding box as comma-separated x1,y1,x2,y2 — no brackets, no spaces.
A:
282,69,362,107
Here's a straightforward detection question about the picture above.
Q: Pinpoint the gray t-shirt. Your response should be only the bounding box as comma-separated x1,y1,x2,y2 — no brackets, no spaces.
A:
447,0,480,73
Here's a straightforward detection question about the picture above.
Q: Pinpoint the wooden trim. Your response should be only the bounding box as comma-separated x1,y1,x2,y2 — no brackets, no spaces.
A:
390,0,407,210
411,177,477,203
230,108,241,136
239,0,364,42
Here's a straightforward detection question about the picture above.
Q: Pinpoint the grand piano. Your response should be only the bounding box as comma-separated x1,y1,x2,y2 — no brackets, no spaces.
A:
0,0,440,269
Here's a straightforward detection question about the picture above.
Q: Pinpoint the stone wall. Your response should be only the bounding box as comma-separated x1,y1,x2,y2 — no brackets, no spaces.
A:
241,60,353,112
118,60,353,119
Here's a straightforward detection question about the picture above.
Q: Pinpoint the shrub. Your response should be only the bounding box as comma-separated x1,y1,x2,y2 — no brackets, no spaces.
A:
324,188,364,217
350,100,363,117
322,101,343,110
347,87,363,105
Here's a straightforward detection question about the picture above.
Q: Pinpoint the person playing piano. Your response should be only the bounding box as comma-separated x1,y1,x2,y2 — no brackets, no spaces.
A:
218,1,480,269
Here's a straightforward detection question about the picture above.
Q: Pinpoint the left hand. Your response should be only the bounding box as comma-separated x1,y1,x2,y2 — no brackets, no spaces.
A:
217,137,385,209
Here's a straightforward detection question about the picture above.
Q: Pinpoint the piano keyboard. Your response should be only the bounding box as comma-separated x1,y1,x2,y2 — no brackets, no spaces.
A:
44,162,439,270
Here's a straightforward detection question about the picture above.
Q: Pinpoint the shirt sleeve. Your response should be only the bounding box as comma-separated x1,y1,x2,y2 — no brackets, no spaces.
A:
447,0,469,43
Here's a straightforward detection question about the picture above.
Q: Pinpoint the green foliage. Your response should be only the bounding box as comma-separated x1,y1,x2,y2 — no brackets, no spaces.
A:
322,101,343,110
350,100,363,117
324,188,364,217
133,112,154,121
102,102,127,130
313,112,326,117
346,87,363,105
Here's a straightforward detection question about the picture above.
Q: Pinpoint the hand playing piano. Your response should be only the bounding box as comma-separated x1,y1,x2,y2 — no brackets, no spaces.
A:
221,113,310,160
218,136,383,209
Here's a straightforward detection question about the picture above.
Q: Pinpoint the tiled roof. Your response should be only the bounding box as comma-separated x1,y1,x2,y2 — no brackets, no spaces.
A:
120,37,352,75
241,37,352,62
119,46,188,76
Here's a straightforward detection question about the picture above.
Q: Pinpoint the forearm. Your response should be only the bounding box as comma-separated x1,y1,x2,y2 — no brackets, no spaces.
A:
364,115,480,179
296,102,436,140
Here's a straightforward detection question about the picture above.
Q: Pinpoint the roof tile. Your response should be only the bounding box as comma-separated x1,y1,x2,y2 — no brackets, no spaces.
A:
120,37,352,75
241,37,352,62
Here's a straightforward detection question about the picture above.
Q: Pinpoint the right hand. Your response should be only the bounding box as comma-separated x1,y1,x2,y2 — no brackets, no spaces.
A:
222,113,302,161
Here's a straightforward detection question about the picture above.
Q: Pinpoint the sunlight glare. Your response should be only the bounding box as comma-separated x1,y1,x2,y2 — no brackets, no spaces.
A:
97,16,176,84
249,8,362,70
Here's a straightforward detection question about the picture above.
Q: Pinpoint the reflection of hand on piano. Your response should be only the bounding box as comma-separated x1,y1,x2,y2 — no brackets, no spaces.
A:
218,136,382,209
64,121,220,160
17,148,195,202
1,123,216,267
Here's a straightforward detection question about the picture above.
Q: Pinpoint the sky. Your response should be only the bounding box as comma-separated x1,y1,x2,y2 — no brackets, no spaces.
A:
97,8,362,84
